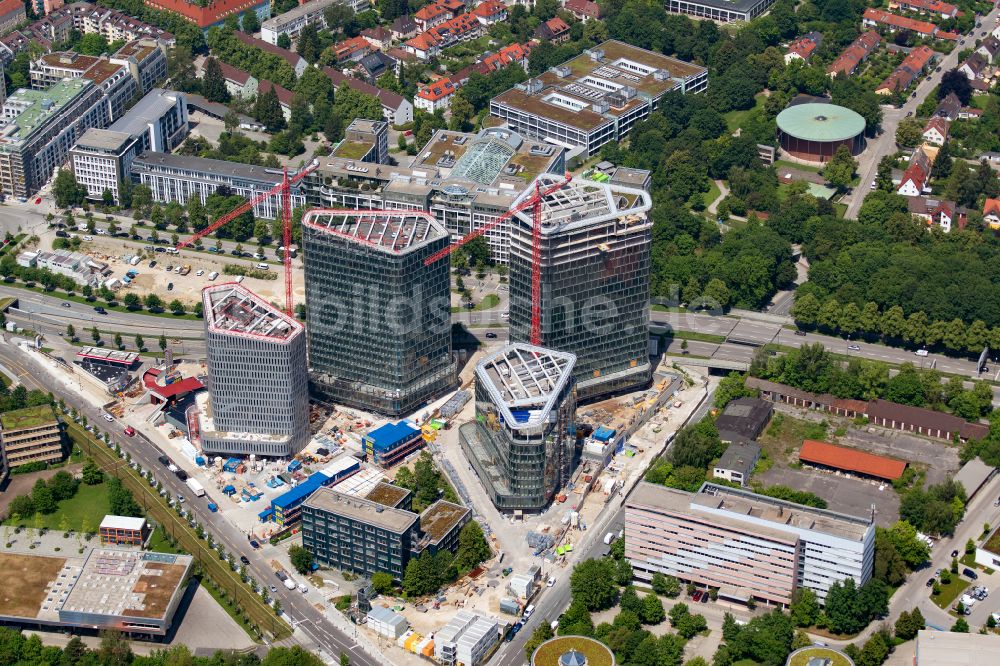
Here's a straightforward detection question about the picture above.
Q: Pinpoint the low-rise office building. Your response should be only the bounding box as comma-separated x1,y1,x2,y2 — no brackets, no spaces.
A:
0,405,63,469
625,482,875,605
332,118,389,164
712,440,761,487
301,487,470,579
98,515,150,546
69,128,139,203
107,88,187,153
490,41,707,158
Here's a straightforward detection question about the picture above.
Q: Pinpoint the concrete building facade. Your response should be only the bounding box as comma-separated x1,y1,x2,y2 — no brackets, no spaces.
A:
70,128,139,203
625,482,876,605
260,0,368,45
200,283,310,457
0,405,64,469
301,209,456,416
107,88,187,153
459,344,577,513
508,173,652,401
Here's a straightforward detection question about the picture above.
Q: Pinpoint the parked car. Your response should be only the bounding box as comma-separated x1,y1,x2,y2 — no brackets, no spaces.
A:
964,567,979,580
692,590,702,602
123,426,135,436
486,332,497,339
794,330,806,336
927,578,935,587
240,555,250,565
102,413,114,422
93,306,106,314
952,550,960,558
848,344,860,351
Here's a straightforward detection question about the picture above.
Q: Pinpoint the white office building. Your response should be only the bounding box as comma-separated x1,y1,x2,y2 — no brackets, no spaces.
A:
69,128,139,203
434,610,500,666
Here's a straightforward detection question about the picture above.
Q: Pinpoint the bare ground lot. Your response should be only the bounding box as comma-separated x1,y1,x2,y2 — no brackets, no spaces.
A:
839,428,959,487
0,552,65,617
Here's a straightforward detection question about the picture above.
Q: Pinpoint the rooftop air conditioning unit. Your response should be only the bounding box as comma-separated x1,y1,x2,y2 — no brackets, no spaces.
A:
587,48,604,61
653,69,670,80
551,65,571,78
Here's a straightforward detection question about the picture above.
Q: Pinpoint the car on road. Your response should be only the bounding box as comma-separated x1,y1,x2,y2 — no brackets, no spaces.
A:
196,269,204,276
124,426,135,436
102,413,114,422
994,497,1000,507
486,332,497,338
523,604,534,620
870,180,876,190
794,330,806,336
916,348,929,356
269,585,277,593
848,344,860,351
208,247,218,253
276,571,288,581
546,577,556,587
93,306,106,314
177,494,185,503
964,567,979,580
61,301,71,308
952,549,960,557
240,555,250,565
155,247,166,253
927,577,935,587
249,539,260,549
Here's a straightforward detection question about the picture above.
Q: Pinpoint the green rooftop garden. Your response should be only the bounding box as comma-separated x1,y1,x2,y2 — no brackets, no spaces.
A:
788,647,853,666
1,405,56,430
532,636,614,666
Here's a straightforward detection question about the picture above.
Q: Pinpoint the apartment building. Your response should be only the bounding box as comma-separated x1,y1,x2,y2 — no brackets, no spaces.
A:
459,344,577,513
142,0,269,32
200,283,310,457
0,405,63,469
29,52,137,123
490,41,707,157
332,118,388,164
69,128,139,202
260,0,368,45
301,209,456,416
665,0,776,22
508,173,652,401
0,0,26,34
302,127,565,264
110,40,168,94
625,482,876,605
130,152,306,219
0,79,107,198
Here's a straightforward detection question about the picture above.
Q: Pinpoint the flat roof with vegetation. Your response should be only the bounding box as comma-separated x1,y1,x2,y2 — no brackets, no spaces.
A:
1,405,56,431
532,636,615,666
787,646,855,666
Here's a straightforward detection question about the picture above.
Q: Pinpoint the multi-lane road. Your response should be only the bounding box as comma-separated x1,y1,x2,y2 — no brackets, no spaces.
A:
0,339,380,666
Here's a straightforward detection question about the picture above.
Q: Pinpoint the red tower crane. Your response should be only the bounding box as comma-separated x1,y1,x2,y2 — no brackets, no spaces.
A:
423,173,572,346
176,162,318,316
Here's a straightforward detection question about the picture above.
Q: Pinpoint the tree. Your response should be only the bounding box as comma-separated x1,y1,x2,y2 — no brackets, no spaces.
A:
651,572,680,598
558,597,594,636
113,333,122,349
640,591,665,625
134,334,144,351
168,299,185,315
895,118,924,148
940,69,973,105
887,520,930,567
824,145,857,191
159,333,167,351
791,293,820,327
524,622,553,660
32,478,57,514
371,571,393,595
455,521,491,571
789,588,819,627
289,545,314,574
98,630,132,666
53,169,86,208
569,559,618,611
144,294,163,311
952,617,970,633
48,471,77,501
277,33,291,49
202,57,231,104
620,585,642,616
81,460,104,485
8,494,34,518
66,324,76,340
615,557,632,586
90,326,101,344
714,372,756,408
255,86,286,132
240,9,260,33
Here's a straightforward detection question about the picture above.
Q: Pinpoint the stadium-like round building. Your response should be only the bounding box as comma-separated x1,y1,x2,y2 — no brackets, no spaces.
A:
532,636,615,666
776,102,866,163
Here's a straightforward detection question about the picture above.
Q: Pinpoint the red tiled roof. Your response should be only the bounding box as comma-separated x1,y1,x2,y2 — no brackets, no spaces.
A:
479,42,530,73
545,16,570,34
258,79,294,107
904,44,935,71
864,8,937,35
564,0,602,18
896,0,957,15
417,80,455,101
787,35,818,59
0,0,24,19
332,36,371,60
828,31,882,77
406,31,440,52
984,197,1000,216
800,440,907,481
938,30,960,40
472,0,506,17
923,116,949,137
414,2,448,21
143,0,266,29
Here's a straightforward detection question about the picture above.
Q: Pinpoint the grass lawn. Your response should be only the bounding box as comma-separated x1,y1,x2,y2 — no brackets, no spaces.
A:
147,526,182,554
0,405,55,430
789,648,852,666
670,330,726,344
758,412,830,467
475,294,500,311
724,93,766,133
833,202,848,218
702,180,722,209
932,576,969,610
3,482,110,531
775,159,823,174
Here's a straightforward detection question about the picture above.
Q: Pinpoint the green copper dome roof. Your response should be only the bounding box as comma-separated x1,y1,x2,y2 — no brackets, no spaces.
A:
776,103,866,142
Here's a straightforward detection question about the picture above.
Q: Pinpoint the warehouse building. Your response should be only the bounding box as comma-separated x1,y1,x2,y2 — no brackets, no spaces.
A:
0,405,63,470
301,127,565,264
459,344,577,513
302,209,456,416
625,482,875,605
200,283,310,457
362,421,424,467
508,173,652,401
490,41,707,157
798,440,907,482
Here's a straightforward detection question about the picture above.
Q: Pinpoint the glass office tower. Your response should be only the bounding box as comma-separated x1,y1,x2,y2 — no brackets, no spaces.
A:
459,343,577,512
508,174,653,401
302,209,456,416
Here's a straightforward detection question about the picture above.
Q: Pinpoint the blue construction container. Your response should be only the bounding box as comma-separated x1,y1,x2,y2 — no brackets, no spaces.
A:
362,422,421,466
271,472,329,525
287,460,302,472
593,426,616,442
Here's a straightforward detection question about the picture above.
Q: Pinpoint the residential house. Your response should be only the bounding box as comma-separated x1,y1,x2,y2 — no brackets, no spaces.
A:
535,17,570,43
922,116,949,145
404,32,440,60
390,15,418,40
233,31,307,77
978,36,1000,64
471,0,507,25
960,106,983,120
875,44,934,95
258,80,293,121
784,32,822,64
958,52,988,81
934,91,962,120
217,61,257,99
355,51,397,82
827,30,881,78
322,66,413,125
897,147,931,197
983,198,1000,229
907,196,964,232
0,0,27,35
862,8,942,39
894,0,957,18
564,0,602,21
415,79,455,112
414,2,450,30
405,11,483,59
331,35,372,63
360,26,393,50
478,42,531,74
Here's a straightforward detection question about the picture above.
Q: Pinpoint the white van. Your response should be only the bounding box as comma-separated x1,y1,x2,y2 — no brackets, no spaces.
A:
915,349,929,357
255,263,269,270
523,604,534,619
166,247,179,255
208,271,219,280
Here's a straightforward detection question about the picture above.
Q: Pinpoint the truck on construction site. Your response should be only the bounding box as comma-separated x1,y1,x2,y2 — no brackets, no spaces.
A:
186,477,205,497
179,265,191,275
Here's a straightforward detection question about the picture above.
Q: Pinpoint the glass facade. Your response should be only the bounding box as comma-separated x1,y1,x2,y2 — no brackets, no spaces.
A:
302,211,456,416
508,178,653,401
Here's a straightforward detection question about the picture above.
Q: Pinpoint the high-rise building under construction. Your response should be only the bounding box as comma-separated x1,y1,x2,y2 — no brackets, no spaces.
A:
302,209,456,416
459,343,577,512
508,174,653,401
200,283,310,457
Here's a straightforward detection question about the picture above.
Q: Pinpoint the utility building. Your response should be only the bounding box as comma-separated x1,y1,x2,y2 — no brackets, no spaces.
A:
200,283,310,457
302,209,456,416
459,344,577,513
508,174,652,401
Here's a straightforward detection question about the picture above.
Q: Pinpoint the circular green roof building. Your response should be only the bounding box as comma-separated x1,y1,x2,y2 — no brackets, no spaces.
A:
776,102,866,163
532,636,615,666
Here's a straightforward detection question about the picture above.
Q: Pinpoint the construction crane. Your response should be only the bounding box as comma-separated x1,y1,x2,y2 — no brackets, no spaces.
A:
423,174,572,346
176,161,318,316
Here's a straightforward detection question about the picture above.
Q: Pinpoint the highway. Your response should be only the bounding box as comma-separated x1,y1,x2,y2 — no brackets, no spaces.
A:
0,338,380,666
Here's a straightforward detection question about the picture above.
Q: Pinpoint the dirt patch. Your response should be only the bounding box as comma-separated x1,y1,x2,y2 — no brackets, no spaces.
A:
757,412,830,465
123,561,187,619
0,552,66,617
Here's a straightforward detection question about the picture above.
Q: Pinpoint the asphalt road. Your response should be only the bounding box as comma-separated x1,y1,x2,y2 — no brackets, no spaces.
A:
0,339,379,666
843,5,1000,219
